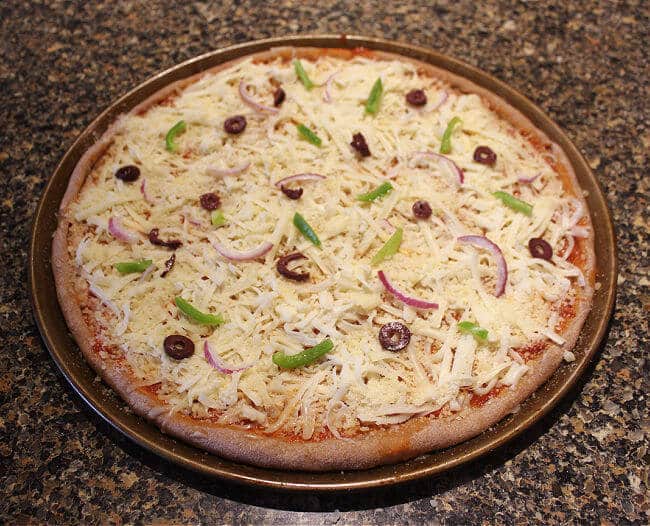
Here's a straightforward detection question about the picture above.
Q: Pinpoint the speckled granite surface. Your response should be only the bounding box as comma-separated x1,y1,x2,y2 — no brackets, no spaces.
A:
1,0,648,523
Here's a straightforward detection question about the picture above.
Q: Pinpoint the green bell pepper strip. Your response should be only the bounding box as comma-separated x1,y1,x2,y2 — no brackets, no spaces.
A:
174,297,225,326
272,338,334,369
439,116,462,154
357,181,393,202
293,60,314,90
211,210,227,227
296,124,322,146
114,259,152,274
293,212,321,247
493,191,533,216
458,321,488,341
365,77,383,114
165,120,186,153
371,227,403,265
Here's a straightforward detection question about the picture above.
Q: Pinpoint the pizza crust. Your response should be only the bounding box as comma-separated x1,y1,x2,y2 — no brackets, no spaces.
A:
52,47,595,471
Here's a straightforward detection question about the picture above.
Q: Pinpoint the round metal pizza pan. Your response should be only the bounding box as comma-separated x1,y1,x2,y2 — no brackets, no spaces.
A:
30,35,617,492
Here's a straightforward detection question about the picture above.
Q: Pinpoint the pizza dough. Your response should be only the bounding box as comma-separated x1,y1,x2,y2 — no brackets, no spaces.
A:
52,47,595,471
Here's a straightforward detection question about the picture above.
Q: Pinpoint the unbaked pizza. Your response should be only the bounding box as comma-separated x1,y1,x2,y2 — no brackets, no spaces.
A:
52,47,595,470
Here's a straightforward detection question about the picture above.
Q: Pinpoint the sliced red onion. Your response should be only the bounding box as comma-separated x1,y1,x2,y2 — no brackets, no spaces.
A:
206,161,250,178
380,218,396,233
204,341,254,374
571,225,590,238
518,173,540,184
386,163,401,179
377,270,439,310
138,263,156,283
211,239,273,261
427,90,449,112
108,217,139,244
239,81,279,114
88,282,120,316
412,151,464,185
273,173,326,188
566,199,584,228
457,235,508,297
322,71,339,103
140,178,156,204
75,236,90,267
560,234,575,261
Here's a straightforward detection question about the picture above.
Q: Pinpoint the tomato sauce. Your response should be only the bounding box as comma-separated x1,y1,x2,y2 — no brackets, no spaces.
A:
470,385,506,408
516,341,548,361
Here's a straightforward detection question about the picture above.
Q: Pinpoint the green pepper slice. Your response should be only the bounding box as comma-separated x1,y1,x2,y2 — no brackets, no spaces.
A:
365,78,383,114
114,259,152,274
493,191,533,216
293,59,314,90
371,227,403,265
272,338,334,369
458,321,488,341
293,212,321,247
211,210,227,227
296,124,322,146
357,181,393,202
175,297,225,326
440,116,462,154
165,120,187,153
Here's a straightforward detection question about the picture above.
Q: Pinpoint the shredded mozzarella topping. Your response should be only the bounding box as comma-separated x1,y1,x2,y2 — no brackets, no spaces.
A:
69,55,588,438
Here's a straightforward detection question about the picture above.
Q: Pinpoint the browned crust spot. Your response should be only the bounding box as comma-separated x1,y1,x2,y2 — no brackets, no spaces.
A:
51,46,595,471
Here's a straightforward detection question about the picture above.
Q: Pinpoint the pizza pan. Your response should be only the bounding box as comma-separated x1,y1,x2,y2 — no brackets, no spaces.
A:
30,35,617,491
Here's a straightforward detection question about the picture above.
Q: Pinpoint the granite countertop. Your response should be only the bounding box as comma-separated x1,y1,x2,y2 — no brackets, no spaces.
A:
1,0,648,523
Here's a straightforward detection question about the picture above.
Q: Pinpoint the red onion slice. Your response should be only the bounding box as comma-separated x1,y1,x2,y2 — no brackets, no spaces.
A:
238,81,279,114
386,163,401,179
206,161,251,178
204,341,254,374
273,173,326,188
457,235,508,297
108,217,139,244
570,225,589,238
322,71,339,103
412,151,464,185
518,173,540,184
138,263,156,283
211,239,273,261
88,282,120,316
140,178,156,204
377,270,439,310
566,199,584,228
380,218,396,233
427,90,449,112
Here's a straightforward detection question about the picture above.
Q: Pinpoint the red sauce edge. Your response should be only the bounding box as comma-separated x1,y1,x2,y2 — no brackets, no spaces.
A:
470,385,507,408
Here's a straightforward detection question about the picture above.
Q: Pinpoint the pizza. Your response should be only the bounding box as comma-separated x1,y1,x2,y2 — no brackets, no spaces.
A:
52,47,595,471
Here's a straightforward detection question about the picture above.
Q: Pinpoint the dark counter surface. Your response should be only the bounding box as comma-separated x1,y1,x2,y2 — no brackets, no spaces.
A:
1,1,648,523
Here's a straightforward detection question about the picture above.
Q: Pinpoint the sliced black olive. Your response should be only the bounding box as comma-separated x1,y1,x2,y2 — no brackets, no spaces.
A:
273,87,286,107
200,192,221,210
276,253,309,282
473,146,497,166
224,115,247,134
406,89,427,106
412,200,432,219
379,322,411,351
280,185,303,200
528,238,553,260
160,253,176,277
149,228,182,250
164,334,194,359
115,165,140,182
350,132,371,157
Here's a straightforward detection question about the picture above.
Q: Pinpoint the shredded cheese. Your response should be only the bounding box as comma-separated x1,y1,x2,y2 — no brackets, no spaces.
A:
68,54,589,439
